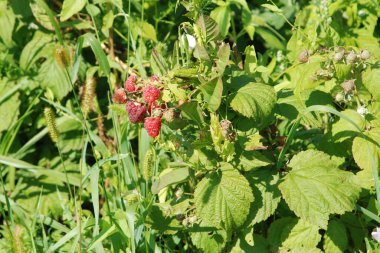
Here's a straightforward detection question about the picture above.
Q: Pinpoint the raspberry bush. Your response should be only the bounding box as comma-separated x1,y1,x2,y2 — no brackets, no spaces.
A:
1,0,380,252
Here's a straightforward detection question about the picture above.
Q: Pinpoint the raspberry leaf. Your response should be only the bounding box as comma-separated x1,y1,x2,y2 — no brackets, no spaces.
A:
279,150,361,229
230,82,276,127
190,221,227,253
362,66,380,101
323,220,349,253
245,168,281,225
268,218,321,252
194,164,253,232
199,77,223,112
352,127,380,172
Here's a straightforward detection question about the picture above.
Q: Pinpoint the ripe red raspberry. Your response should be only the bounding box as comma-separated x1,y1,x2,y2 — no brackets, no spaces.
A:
128,75,137,83
124,75,138,92
143,85,160,103
144,117,162,138
113,88,127,104
126,101,147,123
150,75,159,83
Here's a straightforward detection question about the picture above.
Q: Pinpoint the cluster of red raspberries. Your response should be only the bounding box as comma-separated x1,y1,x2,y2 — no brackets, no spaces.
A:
112,75,166,138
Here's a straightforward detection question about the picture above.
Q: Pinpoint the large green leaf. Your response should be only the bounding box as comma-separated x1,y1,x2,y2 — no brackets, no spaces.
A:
279,150,361,229
230,232,268,253
230,82,276,127
246,168,281,225
331,109,365,142
190,221,227,253
199,77,223,112
19,31,52,70
194,164,253,231
352,127,380,172
323,220,348,253
60,0,86,21
179,101,204,125
38,57,72,100
362,66,380,100
267,218,321,251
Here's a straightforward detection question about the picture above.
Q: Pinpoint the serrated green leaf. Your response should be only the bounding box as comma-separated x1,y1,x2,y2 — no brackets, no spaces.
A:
331,109,365,142
60,0,86,21
279,150,360,229
179,101,204,125
20,31,52,70
199,77,223,112
194,165,253,231
352,128,380,172
246,168,280,225
38,57,71,99
323,220,348,253
276,88,332,128
230,233,268,253
237,151,272,171
268,218,321,251
230,82,276,127
190,221,227,253
145,205,181,234
362,66,380,100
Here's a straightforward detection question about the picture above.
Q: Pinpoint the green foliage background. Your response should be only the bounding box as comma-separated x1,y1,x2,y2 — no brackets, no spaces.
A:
0,0,380,252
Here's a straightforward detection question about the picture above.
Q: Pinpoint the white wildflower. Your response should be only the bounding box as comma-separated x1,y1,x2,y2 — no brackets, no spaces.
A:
372,227,380,243
181,34,197,50
28,22,39,30
357,106,367,117
358,10,366,16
